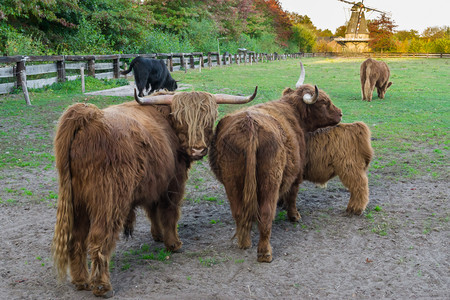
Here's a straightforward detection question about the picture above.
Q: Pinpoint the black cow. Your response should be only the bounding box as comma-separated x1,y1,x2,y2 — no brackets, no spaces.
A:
121,56,178,97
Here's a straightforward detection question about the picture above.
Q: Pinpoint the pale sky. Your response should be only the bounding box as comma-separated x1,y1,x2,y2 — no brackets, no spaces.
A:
278,0,449,34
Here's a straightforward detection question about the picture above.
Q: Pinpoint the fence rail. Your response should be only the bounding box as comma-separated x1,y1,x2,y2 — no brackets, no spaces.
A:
0,52,301,95
0,51,447,95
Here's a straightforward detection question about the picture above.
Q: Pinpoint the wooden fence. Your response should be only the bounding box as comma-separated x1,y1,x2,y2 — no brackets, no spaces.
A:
0,52,301,95
1,51,447,95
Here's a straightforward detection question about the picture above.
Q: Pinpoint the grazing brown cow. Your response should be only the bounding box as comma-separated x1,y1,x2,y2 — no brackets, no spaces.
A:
303,122,374,215
209,63,342,263
360,58,392,101
52,87,257,297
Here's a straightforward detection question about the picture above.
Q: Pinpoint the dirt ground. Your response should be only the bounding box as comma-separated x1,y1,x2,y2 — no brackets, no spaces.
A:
0,84,449,299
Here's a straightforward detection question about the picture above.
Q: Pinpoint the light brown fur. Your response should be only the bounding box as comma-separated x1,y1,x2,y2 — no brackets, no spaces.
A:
304,122,374,214
209,84,342,263
52,92,218,297
360,58,392,101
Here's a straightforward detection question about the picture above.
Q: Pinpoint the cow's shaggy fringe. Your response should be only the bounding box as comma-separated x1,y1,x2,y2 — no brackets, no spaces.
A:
304,122,373,214
171,92,218,148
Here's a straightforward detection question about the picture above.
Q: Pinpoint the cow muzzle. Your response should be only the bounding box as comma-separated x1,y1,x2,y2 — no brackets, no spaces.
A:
189,147,208,160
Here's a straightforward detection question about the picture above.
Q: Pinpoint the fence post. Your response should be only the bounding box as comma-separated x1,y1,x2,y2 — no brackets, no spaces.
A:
19,71,31,106
180,54,185,71
80,67,85,93
168,55,173,72
57,60,66,82
216,53,221,66
200,54,204,68
88,59,95,77
113,57,120,78
16,59,26,88
207,53,212,69
189,54,195,69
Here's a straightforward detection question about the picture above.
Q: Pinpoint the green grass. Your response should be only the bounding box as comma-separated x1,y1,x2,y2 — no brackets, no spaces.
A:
0,58,448,206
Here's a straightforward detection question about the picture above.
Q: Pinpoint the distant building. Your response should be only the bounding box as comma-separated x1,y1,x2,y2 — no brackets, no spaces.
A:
334,2,371,52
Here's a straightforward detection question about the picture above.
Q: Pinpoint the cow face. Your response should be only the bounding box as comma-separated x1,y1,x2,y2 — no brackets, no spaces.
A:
170,92,218,160
295,84,342,132
377,81,392,99
166,78,178,92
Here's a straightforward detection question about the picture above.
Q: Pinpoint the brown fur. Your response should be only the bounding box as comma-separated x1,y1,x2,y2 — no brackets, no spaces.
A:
209,84,342,263
304,122,374,214
52,92,219,297
360,58,392,101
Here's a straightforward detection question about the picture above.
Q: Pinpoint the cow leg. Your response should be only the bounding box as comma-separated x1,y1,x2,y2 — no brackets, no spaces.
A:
157,195,182,252
223,182,252,249
339,170,369,215
143,203,163,242
69,208,90,291
256,191,278,263
88,219,121,298
281,182,301,222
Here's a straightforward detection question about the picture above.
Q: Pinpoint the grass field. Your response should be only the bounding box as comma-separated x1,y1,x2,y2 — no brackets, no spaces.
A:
0,57,448,299
0,57,448,191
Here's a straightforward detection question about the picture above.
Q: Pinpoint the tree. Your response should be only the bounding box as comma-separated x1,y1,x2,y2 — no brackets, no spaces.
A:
334,25,347,37
291,24,316,52
368,14,397,52
395,30,419,41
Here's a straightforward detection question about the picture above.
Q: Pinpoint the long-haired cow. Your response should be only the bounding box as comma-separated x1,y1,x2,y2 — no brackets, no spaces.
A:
209,63,342,263
360,58,392,101
52,87,257,297
121,56,178,97
303,122,374,214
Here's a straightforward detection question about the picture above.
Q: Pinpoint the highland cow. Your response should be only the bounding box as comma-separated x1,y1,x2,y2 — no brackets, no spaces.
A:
360,58,392,101
303,122,374,215
52,87,257,297
209,63,342,263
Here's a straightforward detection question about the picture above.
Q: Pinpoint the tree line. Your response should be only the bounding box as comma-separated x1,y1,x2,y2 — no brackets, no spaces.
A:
1,0,448,56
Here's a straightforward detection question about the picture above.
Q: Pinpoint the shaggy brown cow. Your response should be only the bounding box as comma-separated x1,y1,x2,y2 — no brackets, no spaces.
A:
52,87,257,297
303,122,374,215
209,63,342,263
360,58,392,101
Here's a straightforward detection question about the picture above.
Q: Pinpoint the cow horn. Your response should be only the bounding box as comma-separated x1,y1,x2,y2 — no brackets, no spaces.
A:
295,62,305,88
303,85,319,104
134,88,173,105
214,86,258,104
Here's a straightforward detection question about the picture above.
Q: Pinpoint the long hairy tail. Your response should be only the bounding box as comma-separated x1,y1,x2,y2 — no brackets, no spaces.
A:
51,103,102,281
120,58,135,75
238,120,260,237
354,122,374,168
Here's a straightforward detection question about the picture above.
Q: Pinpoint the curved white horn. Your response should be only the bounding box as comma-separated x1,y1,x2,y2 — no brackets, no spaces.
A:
303,85,319,104
214,86,258,104
134,88,173,105
295,62,305,88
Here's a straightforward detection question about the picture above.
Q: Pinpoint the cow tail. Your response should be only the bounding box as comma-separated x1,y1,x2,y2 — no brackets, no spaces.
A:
240,125,259,237
355,122,374,169
51,103,102,281
363,64,372,100
120,58,135,75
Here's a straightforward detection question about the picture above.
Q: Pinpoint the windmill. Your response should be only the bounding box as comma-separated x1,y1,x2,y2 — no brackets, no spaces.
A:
334,0,389,52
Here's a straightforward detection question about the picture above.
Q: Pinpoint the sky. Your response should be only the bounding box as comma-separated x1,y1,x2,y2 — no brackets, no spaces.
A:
278,0,449,34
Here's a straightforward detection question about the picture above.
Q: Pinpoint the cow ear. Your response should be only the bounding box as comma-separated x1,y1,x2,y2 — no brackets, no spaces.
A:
387,82,392,89
282,88,294,96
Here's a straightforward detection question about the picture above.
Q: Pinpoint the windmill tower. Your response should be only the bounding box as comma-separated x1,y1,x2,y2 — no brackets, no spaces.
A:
334,0,388,52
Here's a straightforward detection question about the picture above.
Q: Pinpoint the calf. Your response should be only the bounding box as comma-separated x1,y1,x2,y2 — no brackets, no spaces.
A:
303,122,374,215
360,58,392,101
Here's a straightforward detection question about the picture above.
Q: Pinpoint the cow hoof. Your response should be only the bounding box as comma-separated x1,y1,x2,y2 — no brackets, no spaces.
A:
257,253,273,263
346,206,364,215
91,284,113,298
166,240,182,252
74,282,90,291
288,211,301,222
